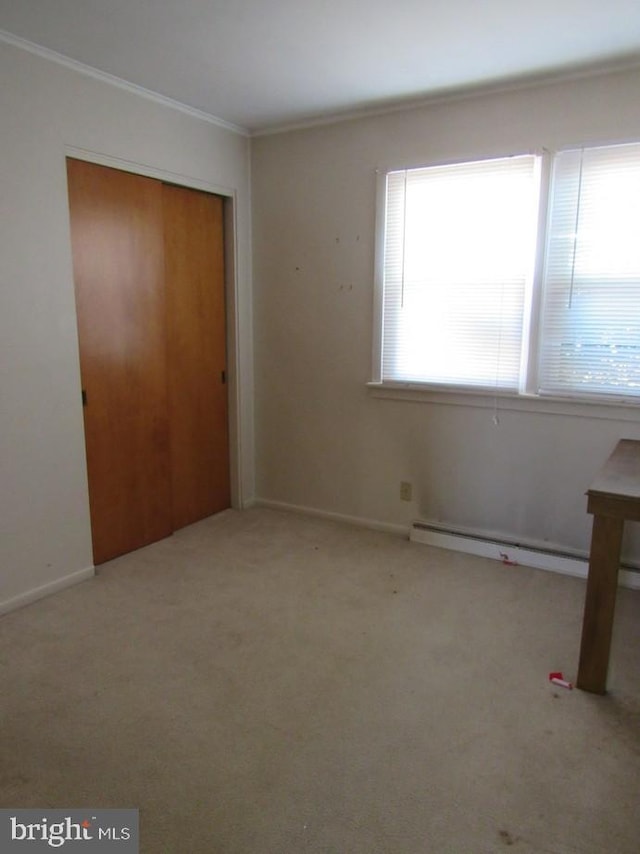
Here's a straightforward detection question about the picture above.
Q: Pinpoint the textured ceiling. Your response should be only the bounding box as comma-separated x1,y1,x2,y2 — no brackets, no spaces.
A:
1,0,640,133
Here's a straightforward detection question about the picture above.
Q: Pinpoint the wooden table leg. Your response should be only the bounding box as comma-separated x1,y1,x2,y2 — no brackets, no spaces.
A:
576,514,624,694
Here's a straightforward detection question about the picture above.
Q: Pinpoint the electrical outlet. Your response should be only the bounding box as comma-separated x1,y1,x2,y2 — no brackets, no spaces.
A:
400,481,412,501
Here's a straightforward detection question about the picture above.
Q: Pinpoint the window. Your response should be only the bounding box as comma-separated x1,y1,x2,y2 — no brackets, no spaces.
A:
375,142,640,403
539,145,640,398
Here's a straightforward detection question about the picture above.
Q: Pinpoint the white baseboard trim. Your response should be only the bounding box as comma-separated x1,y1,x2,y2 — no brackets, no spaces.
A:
0,566,95,616
251,501,640,591
253,499,409,537
410,522,640,591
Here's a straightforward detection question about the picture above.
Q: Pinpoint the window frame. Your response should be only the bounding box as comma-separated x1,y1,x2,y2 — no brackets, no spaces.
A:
371,143,640,410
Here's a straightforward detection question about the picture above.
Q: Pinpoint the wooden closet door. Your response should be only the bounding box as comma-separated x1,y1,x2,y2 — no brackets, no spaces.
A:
163,184,230,529
67,159,173,564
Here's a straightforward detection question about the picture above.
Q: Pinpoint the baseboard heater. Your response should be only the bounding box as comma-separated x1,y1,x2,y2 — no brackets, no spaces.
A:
410,521,640,591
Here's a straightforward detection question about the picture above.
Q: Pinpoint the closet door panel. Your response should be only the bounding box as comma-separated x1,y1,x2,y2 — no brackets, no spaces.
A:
163,184,230,529
67,158,173,564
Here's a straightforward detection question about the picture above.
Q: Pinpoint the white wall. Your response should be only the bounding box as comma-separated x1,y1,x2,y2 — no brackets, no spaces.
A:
0,40,254,610
252,68,640,563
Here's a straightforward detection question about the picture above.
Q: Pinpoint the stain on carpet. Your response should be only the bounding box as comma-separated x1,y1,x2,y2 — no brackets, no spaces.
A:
499,828,520,845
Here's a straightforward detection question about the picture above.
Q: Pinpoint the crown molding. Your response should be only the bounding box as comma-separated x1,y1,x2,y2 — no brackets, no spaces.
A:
253,54,640,138
0,28,249,137
4,26,640,140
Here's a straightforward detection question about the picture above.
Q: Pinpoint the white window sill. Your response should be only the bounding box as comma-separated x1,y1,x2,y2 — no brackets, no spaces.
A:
366,382,640,422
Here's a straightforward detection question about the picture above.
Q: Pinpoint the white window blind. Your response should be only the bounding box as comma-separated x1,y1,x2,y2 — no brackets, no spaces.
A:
381,155,540,389
538,143,640,399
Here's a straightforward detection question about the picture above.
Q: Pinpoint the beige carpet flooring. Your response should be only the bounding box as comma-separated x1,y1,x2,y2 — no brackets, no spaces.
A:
1,507,639,853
